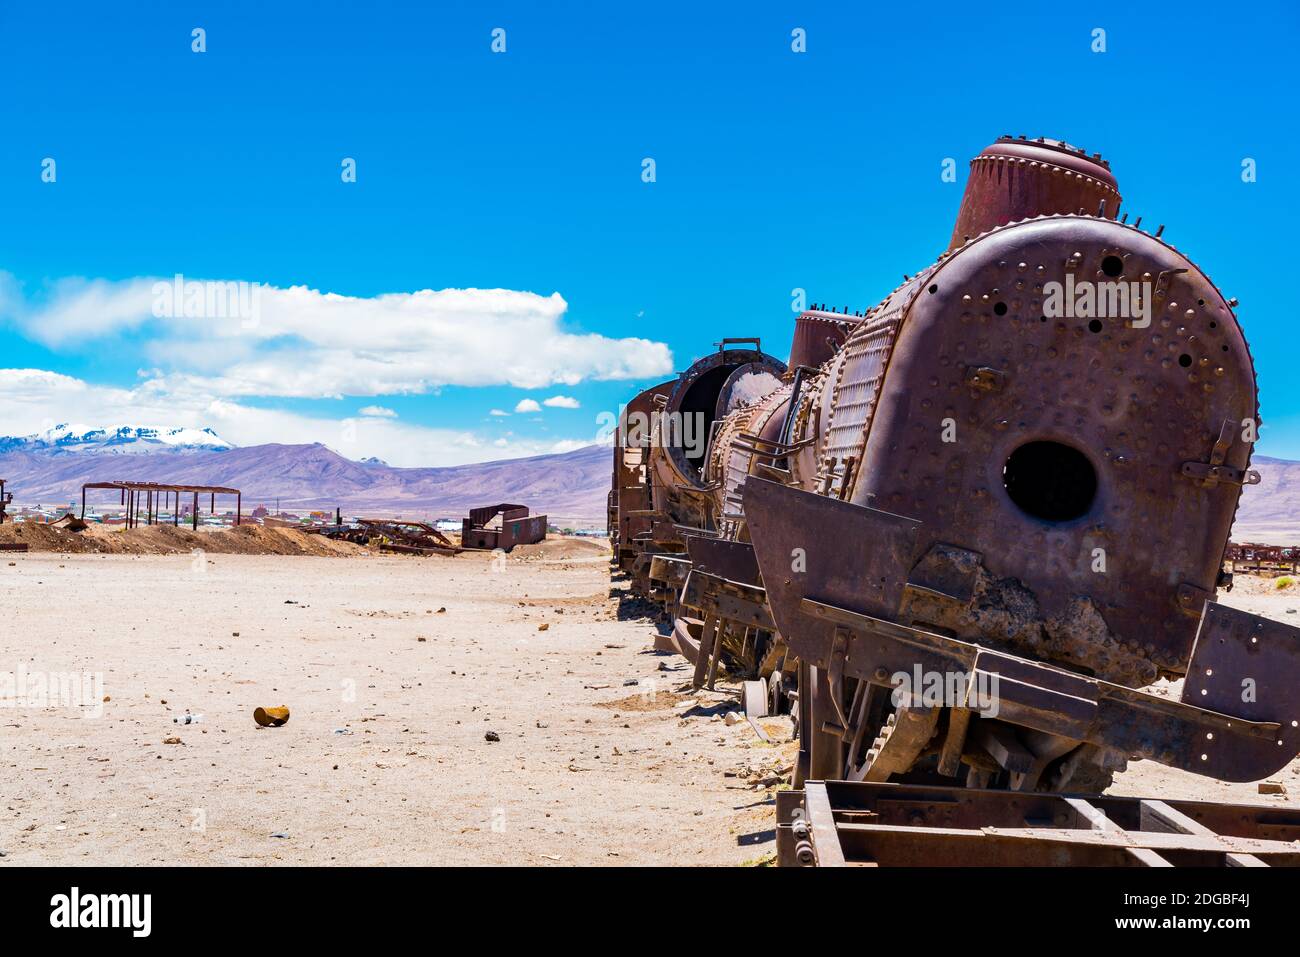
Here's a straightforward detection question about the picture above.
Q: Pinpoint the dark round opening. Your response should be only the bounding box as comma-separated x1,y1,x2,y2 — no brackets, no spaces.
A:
1178,353,1192,367
928,284,938,295
993,301,1008,316
1088,319,1103,333
670,364,733,477
1101,255,1123,277
1003,441,1098,523
1039,315,1048,323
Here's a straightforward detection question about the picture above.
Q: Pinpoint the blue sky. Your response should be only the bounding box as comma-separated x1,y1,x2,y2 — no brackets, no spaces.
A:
1,1,1297,465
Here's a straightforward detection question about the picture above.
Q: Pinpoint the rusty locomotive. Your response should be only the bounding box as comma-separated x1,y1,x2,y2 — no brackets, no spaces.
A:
610,135,1300,817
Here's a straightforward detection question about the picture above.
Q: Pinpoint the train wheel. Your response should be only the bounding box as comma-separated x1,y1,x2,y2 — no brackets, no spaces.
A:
768,670,784,715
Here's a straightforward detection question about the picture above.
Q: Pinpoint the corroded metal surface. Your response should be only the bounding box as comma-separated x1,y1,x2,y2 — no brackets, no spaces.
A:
706,383,792,533
685,536,761,587
609,133,1296,808
338,518,461,555
949,136,1121,250
778,782,1300,867
1183,602,1300,779
460,504,546,551
654,345,785,493
788,309,855,369
855,216,1258,677
746,474,1300,784
610,376,674,575
745,477,920,666
1225,541,1300,575
813,280,924,499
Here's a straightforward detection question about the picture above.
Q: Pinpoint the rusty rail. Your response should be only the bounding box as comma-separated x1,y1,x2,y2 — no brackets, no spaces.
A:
778,781,1300,866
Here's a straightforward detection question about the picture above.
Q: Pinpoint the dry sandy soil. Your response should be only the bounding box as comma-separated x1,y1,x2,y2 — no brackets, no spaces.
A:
2,532,1298,867
0,537,787,866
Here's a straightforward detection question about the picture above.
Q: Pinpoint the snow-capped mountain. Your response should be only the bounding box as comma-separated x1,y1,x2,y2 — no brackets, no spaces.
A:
0,424,234,455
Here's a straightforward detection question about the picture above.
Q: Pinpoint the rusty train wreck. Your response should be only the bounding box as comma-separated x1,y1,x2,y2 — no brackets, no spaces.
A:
1224,542,1300,576
610,135,1300,864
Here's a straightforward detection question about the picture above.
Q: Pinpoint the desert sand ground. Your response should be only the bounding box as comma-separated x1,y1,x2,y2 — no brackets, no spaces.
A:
0,539,787,866
2,536,1298,867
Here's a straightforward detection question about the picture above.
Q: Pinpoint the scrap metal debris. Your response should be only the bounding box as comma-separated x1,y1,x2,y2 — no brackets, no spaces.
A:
253,706,291,727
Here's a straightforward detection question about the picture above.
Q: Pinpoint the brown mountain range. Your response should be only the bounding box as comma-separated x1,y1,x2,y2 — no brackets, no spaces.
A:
0,442,612,526
1,442,1294,541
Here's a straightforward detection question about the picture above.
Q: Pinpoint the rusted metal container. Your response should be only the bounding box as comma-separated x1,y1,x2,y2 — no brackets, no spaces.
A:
788,309,855,370
254,706,290,727
948,135,1121,250
460,504,546,551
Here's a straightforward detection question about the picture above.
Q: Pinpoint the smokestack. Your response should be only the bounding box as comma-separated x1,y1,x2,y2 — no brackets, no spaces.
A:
949,136,1121,251
788,310,852,369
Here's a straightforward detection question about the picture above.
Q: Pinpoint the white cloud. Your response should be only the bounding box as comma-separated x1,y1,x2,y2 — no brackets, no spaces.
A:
0,274,637,467
0,368,596,468
2,274,673,399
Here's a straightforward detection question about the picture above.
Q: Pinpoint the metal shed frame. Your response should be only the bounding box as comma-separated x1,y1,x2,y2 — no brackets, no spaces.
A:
80,481,242,529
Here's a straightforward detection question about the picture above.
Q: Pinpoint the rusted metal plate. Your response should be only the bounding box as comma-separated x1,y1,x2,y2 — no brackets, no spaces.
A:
800,594,1300,782
685,536,761,586
744,476,920,669
680,570,775,631
1179,602,1300,779
969,647,1099,740
648,553,690,586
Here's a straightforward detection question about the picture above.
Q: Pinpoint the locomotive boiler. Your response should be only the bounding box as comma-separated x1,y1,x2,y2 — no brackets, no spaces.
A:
611,135,1300,800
